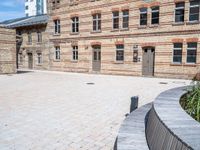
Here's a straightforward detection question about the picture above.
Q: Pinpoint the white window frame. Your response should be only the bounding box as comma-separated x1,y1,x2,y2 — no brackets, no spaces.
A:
122,10,129,29
174,2,185,23
72,17,79,33
186,43,197,64
93,14,101,31
116,44,124,61
37,53,42,64
54,20,60,34
55,46,61,60
72,46,78,61
112,11,120,29
172,43,182,64
189,0,200,22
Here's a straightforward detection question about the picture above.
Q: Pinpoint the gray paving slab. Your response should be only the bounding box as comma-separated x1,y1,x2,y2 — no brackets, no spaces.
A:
0,70,190,150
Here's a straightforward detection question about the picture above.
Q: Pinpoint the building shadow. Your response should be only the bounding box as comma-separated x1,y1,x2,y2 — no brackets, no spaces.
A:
113,137,118,150
17,70,33,74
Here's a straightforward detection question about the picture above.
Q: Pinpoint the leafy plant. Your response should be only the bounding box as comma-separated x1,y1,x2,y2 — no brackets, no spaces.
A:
181,76,200,122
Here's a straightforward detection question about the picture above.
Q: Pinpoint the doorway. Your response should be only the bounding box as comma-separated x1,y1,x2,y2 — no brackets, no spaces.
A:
28,53,33,69
92,45,101,72
142,47,155,76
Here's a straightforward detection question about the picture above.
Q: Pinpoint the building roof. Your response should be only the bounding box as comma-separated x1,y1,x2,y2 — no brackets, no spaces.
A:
0,14,49,28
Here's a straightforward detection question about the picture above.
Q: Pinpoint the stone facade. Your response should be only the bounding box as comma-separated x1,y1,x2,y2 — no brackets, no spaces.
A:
17,24,50,70
0,27,16,74
47,0,200,79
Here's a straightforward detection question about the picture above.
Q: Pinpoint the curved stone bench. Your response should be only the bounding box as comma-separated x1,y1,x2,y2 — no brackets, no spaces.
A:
117,103,152,150
146,86,200,150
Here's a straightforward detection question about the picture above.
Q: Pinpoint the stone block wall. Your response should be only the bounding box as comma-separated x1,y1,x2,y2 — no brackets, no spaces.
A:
0,27,16,74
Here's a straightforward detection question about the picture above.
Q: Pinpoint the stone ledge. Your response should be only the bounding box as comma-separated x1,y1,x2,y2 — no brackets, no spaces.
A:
147,86,200,150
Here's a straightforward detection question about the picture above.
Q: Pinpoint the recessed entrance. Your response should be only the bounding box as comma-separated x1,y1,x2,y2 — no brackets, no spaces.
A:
92,45,101,72
28,53,33,69
142,47,155,76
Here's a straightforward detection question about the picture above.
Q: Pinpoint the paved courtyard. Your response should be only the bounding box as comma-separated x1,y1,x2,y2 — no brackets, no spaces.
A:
0,70,190,150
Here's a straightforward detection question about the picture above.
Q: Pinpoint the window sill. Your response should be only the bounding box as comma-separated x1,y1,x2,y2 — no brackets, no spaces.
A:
36,64,43,66
53,33,61,36
26,42,32,45
138,25,147,29
120,28,129,31
71,60,78,63
111,29,120,32
149,24,159,28
186,21,199,25
184,63,197,67
53,59,61,62
37,42,42,45
70,32,79,35
170,63,182,66
90,31,102,34
114,61,124,64
172,22,185,26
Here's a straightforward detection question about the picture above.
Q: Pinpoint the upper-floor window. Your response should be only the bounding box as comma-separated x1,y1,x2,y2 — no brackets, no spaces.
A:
37,32,42,43
140,8,148,26
175,2,185,23
72,17,79,33
113,11,119,29
28,32,32,44
151,6,159,24
122,10,129,29
54,20,60,34
72,46,78,61
116,44,124,61
52,0,60,9
93,14,101,31
189,0,200,22
173,43,183,63
55,46,61,60
187,42,197,63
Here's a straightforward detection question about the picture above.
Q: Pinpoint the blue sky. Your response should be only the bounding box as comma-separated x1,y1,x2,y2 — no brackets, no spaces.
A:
0,0,24,22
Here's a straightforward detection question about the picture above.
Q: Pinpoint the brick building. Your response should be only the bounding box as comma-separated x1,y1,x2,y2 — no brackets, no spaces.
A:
1,15,50,70
48,0,200,79
0,27,16,74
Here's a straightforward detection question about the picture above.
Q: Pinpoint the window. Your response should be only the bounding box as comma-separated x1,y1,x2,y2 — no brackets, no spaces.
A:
116,44,124,61
113,11,119,29
93,14,101,31
175,2,185,23
37,53,42,64
55,46,61,60
37,32,42,43
189,0,200,22
122,10,129,29
72,17,79,33
52,0,60,9
25,6,28,10
140,8,148,25
19,53,23,63
28,32,32,44
54,20,60,34
187,42,197,63
151,6,159,24
173,43,183,63
72,46,78,60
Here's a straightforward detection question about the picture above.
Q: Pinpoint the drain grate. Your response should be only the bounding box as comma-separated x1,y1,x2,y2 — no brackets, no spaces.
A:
86,82,95,85
159,82,168,85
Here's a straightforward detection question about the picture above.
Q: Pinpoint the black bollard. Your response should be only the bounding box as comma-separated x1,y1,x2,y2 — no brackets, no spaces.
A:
130,96,138,113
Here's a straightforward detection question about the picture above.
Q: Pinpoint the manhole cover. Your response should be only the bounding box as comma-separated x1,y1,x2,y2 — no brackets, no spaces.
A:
86,82,95,85
159,82,168,85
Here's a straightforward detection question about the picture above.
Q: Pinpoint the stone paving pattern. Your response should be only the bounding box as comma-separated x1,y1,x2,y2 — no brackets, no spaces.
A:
0,70,190,150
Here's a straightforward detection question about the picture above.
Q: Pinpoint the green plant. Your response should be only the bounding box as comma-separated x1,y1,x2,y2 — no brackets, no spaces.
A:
181,81,200,122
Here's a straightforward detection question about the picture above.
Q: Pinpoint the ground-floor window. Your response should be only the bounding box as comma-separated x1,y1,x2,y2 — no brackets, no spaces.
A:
18,53,23,64
55,46,60,60
187,42,197,63
72,46,78,61
37,53,42,64
116,44,124,61
173,43,182,63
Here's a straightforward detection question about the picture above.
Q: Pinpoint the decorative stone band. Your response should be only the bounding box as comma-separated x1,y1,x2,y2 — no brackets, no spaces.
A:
146,86,200,150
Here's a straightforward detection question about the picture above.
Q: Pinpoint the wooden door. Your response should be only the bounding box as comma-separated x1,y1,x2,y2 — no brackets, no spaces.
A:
28,53,33,69
92,46,101,72
142,48,155,76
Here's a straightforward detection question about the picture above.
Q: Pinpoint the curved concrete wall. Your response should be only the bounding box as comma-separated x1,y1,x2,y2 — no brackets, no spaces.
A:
146,87,200,150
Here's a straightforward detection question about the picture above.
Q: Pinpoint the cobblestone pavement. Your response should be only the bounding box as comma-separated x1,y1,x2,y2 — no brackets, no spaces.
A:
0,70,190,150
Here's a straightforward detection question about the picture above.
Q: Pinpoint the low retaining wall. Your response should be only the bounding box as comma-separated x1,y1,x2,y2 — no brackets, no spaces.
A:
146,87,200,150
